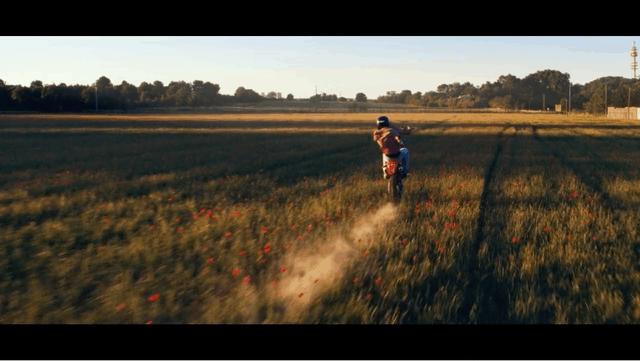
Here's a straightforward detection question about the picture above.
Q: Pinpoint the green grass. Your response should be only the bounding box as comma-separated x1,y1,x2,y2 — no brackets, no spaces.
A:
1,113,640,323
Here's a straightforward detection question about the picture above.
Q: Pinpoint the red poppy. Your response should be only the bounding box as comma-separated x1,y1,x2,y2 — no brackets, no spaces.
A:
280,266,287,273
365,293,373,300
147,293,160,302
291,224,297,230
263,244,271,254
363,250,369,257
231,268,241,277
298,293,304,298
374,277,382,286
231,210,241,218
146,320,153,325
352,277,360,284
260,226,268,234
400,239,409,247
447,210,457,218
511,237,519,244
296,235,303,241
192,213,199,220
206,210,213,217
176,227,184,233
224,231,232,238
543,226,551,233
206,257,214,265
242,276,251,285
306,224,313,232
239,250,246,256
199,208,206,214
115,303,126,312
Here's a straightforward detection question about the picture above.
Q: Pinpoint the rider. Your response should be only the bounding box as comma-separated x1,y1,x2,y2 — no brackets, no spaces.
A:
372,115,411,179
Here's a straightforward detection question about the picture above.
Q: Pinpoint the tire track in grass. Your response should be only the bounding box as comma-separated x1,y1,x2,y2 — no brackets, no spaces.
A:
532,126,639,320
457,124,512,323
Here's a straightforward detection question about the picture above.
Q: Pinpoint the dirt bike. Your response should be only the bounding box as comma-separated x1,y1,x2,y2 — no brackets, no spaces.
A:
384,155,405,203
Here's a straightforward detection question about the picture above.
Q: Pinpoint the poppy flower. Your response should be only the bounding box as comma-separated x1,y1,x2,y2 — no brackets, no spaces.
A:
199,208,206,214
263,244,271,254
365,293,373,300
239,250,247,256
206,257,214,265
115,303,126,312
280,266,287,273
231,268,241,277
224,231,232,238
306,224,313,232
543,226,551,233
146,320,153,325
260,226,268,234
176,227,184,233
147,293,160,302
374,277,382,286
231,210,242,218
291,224,297,230
511,237,519,244
206,210,213,217
242,276,251,285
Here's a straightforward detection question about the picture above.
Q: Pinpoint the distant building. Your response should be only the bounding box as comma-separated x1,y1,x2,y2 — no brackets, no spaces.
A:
607,107,640,120
555,103,566,112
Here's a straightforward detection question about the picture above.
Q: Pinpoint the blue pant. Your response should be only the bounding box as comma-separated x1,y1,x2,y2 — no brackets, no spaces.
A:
382,148,409,177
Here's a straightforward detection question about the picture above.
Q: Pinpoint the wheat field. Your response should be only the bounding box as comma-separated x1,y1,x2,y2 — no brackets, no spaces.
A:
1,112,639,323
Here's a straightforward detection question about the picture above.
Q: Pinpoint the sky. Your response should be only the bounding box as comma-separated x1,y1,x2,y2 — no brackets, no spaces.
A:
0,36,637,98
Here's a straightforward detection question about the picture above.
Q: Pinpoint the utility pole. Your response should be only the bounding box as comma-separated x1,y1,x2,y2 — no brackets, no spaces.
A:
568,82,571,115
604,84,608,116
628,86,632,120
95,83,98,112
542,93,545,111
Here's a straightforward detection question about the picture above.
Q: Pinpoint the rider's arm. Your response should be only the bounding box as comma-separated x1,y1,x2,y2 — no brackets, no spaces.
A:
391,124,411,135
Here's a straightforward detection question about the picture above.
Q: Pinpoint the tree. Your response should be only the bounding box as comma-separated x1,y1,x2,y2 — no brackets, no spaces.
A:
266,91,278,99
0,79,11,110
192,80,220,106
234,87,263,103
165,81,192,106
286,93,294,100
355,92,367,102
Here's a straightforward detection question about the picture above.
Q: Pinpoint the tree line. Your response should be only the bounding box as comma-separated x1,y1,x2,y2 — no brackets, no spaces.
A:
375,70,640,113
0,76,298,111
1,71,638,113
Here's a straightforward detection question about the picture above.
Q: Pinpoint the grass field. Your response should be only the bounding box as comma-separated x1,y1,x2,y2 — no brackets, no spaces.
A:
2,112,640,323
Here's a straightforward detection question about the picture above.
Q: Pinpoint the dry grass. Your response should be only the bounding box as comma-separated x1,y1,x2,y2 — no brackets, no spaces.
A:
1,112,639,323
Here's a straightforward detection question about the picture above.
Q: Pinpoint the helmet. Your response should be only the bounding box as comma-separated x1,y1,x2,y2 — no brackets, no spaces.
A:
377,116,389,128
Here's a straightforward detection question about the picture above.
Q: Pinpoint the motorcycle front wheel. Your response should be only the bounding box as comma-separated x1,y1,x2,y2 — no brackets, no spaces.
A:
387,173,403,203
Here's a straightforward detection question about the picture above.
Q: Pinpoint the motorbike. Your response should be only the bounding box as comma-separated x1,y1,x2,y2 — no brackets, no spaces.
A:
384,154,405,203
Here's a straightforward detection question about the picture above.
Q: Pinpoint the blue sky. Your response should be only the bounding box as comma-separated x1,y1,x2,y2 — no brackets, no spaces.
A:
0,36,637,98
